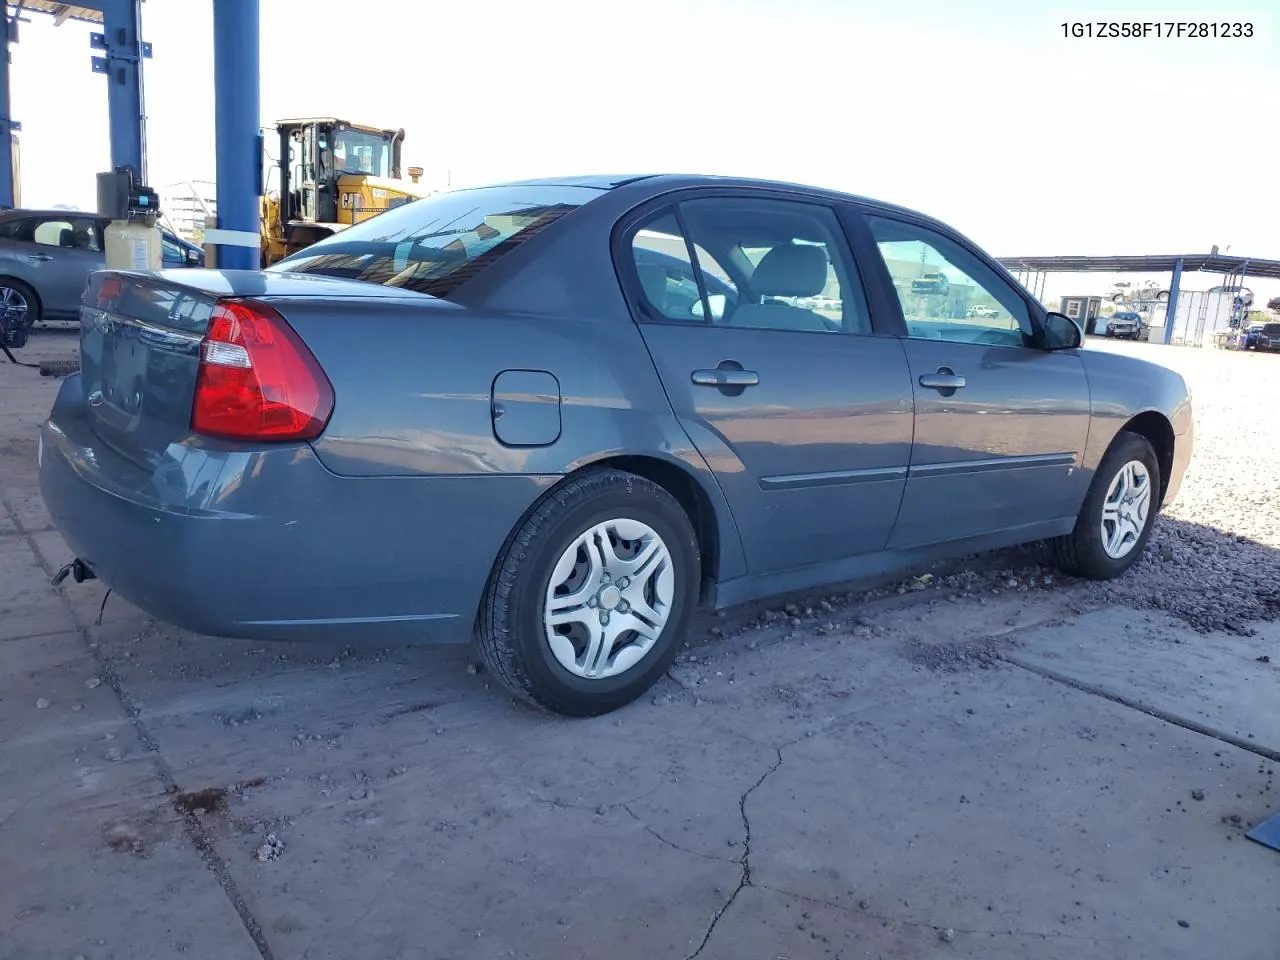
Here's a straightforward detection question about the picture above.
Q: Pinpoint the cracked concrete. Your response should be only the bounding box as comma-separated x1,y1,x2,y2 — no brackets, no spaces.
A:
2,332,1278,960
686,742,784,959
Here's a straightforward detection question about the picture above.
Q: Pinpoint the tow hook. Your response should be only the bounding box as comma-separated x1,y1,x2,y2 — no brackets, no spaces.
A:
51,558,97,586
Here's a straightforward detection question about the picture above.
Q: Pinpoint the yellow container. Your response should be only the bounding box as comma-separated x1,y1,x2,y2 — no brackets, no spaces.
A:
103,219,162,271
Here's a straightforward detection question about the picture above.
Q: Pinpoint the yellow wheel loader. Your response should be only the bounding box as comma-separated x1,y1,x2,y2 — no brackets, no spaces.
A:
260,118,429,267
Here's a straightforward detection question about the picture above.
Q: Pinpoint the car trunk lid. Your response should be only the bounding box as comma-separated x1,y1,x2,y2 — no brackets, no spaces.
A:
78,269,428,470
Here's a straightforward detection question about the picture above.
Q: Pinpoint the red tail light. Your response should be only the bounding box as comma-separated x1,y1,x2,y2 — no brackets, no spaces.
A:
191,299,334,441
95,276,124,304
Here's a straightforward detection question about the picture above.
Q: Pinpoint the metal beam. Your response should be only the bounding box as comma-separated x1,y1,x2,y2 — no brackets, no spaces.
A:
1162,258,1183,345
96,0,146,178
0,11,14,209
212,0,260,269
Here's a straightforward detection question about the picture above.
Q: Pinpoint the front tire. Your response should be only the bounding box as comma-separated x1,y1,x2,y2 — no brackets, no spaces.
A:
1051,431,1161,580
476,468,700,717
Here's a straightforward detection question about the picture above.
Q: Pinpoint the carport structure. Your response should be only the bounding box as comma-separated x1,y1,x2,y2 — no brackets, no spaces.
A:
997,252,1280,344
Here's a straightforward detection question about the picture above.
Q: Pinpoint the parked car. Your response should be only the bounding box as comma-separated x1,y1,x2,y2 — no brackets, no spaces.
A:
0,208,203,332
1105,311,1144,339
1208,284,1253,308
1242,322,1267,349
1112,283,1169,304
1255,322,1280,352
38,174,1194,717
911,272,949,295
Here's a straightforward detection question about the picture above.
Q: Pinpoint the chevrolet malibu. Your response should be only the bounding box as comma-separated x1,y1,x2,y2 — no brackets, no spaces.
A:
38,174,1194,716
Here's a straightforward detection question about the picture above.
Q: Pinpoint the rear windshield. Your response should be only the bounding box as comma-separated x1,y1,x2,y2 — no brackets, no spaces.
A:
269,184,597,297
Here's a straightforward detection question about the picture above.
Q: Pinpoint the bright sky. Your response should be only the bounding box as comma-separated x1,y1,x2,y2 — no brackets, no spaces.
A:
9,0,1279,303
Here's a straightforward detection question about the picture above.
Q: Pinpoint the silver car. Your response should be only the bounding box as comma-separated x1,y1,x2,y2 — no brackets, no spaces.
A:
0,209,203,333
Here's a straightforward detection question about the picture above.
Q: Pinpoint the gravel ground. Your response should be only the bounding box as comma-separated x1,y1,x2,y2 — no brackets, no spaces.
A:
1079,342,1280,634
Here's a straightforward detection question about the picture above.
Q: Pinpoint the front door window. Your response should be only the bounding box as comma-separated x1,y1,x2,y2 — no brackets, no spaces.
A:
866,216,1032,348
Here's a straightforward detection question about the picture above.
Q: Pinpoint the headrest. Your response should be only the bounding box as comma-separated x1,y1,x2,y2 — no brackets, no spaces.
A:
751,244,828,297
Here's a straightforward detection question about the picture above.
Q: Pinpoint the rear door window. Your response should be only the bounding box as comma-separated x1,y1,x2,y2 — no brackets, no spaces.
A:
271,185,595,298
630,210,737,323
33,219,76,248
680,197,869,335
32,218,100,252
627,197,870,335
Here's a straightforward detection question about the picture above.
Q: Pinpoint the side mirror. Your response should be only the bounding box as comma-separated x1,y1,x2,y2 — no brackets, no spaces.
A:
1042,311,1082,350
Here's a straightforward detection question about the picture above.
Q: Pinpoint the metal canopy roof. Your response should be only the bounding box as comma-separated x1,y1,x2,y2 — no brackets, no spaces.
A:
996,253,1280,280
13,2,106,25
10,2,146,24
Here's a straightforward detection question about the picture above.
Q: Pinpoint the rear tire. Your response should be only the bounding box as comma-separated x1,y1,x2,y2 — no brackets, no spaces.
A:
1051,431,1161,580
476,468,700,717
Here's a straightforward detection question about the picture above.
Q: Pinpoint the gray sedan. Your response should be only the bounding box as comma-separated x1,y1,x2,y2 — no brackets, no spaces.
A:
38,174,1194,716
0,208,203,332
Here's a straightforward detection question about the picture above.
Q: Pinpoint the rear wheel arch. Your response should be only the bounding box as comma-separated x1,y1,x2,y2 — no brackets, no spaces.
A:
589,454,722,591
472,453,726,638
1118,411,1174,506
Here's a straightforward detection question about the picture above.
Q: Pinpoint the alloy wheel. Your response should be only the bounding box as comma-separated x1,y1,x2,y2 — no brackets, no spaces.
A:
0,286,30,328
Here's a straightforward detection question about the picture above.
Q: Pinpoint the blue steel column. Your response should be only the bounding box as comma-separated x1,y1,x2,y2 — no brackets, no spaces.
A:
212,0,261,270
100,0,146,177
0,11,14,209
1162,258,1183,345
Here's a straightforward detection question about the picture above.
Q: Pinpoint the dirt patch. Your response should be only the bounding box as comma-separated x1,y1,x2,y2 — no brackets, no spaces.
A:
900,636,1006,672
102,809,167,858
173,787,228,816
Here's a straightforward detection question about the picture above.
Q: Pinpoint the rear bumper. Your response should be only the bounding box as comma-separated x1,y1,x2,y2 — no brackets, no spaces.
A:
39,374,552,644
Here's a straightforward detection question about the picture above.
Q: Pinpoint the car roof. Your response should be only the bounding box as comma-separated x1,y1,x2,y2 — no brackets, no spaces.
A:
466,172,940,222
0,208,186,238
0,207,105,219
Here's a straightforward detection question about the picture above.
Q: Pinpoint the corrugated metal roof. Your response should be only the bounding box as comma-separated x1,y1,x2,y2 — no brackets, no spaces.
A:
17,3,101,25
14,2,132,25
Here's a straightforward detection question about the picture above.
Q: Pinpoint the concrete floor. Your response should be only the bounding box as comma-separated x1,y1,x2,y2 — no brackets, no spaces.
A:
1,332,1277,960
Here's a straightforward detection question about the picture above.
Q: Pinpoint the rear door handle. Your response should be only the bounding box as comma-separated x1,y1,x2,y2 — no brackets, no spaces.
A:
27,253,53,262
692,367,759,388
919,370,966,391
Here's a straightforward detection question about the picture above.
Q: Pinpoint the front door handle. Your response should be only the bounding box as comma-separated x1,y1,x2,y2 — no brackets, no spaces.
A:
919,368,966,391
692,364,759,388
27,253,53,262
